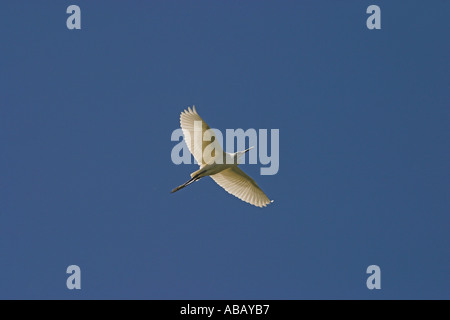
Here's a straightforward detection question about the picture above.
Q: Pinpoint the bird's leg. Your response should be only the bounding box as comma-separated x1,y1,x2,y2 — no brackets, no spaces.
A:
171,176,200,193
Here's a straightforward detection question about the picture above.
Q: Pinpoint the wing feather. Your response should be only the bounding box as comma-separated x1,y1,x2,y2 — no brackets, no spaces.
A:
210,167,272,208
180,106,224,165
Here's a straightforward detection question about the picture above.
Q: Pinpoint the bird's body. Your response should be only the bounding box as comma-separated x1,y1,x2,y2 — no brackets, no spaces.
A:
171,106,272,208
193,162,233,178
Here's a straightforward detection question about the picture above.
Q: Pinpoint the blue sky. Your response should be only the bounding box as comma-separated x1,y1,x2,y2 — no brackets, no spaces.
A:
1,1,448,299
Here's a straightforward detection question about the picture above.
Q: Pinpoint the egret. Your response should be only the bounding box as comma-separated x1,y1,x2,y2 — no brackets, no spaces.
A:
171,106,273,208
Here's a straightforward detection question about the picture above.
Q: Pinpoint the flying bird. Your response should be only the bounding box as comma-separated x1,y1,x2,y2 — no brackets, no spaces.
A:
171,106,273,208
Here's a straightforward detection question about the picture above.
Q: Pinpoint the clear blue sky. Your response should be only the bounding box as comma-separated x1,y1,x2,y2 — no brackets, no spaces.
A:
1,1,448,299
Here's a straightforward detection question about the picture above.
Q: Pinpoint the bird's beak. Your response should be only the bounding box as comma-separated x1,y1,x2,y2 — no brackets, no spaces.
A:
244,146,254,153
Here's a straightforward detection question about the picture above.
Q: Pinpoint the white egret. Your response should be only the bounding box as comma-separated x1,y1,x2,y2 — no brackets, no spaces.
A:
171,106,273,208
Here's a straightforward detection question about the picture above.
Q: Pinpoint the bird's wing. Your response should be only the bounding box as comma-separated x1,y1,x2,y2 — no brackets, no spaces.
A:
210,167,272,208
180,106,224,166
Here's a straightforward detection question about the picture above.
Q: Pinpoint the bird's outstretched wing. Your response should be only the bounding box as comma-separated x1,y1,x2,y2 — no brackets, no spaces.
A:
210,167,272,208
180,106,224,166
